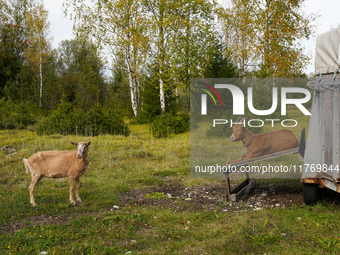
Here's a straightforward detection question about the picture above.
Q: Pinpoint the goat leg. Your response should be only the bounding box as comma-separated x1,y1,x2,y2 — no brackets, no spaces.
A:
29,174,41,206
75,177,82,203
227,151,263,165
69,177,76,205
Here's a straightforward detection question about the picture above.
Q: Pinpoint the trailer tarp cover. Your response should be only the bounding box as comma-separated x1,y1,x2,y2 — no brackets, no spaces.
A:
315,27,340,74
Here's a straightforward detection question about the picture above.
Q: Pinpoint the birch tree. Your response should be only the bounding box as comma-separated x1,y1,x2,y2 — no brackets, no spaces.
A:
222,0,257,75
143,0,181,113
64,0,149,117
25,2,52,107
255,0,317,77
173,0,218,112
222,0,317,77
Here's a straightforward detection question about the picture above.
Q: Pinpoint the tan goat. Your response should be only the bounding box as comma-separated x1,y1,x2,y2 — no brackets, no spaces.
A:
23,142,91,206
227,118,299,165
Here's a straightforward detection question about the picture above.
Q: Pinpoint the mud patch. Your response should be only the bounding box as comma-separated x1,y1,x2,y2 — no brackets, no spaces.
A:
120,178,184,209
246,184,303,209
0,214,70,235
120,178,304,213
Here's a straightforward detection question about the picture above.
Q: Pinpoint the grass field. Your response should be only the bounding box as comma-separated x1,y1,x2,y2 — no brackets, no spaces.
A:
2,117,340,254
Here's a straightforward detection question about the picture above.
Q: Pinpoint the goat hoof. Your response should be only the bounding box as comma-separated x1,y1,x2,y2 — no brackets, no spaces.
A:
70,201,76,205
77,198,82,203
31,202,37,206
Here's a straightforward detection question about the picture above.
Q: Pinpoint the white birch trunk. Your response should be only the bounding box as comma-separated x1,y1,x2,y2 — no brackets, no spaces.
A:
39,53,42,108
126,54,138,117
137,77,140,107
159,70,165,112
128,71,138,117
175,86,178,103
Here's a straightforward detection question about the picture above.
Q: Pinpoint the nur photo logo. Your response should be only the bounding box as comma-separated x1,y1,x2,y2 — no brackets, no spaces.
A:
197,82,311,117
196,82,223,113
191,78,311,179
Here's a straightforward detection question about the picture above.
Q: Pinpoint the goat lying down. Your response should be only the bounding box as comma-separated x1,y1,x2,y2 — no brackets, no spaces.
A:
227,118,299,165
23,142,91,206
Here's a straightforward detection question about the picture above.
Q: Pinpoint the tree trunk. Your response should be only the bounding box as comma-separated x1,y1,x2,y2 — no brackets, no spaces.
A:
159,5,166,113
39,54,42,108
183,93,188,115
159,71,165,112
175,86,178,103
126,53,138,117
128,70,138,117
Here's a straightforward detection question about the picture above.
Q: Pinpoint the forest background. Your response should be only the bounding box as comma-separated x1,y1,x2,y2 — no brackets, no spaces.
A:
0,0,318,137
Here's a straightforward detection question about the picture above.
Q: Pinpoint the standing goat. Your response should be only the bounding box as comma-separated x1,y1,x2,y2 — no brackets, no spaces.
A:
23,142,91,206
227,118,299,165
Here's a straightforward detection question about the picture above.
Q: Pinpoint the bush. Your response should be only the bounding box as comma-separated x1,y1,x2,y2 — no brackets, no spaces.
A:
0,98,38,129
36,103,130,136
150,113,190,138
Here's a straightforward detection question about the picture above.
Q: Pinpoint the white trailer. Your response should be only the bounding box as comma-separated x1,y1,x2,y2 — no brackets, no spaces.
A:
301,27,340,204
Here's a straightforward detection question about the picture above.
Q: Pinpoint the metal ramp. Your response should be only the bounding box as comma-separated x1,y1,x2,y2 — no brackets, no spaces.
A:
225,147,300,201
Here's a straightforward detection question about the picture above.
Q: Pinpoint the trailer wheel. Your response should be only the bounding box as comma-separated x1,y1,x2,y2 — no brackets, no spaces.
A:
302,183,319,205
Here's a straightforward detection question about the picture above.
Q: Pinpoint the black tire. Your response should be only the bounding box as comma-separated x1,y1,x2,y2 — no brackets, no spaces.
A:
302,183,319,205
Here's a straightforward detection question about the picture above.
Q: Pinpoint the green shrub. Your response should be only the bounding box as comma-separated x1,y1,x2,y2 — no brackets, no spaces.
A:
36,103,130,136
172,113,190,134
0,98,38,129
136,66,179,124
150,113,190,138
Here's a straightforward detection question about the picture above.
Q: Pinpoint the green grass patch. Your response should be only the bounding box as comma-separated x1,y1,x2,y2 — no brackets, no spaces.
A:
2,117,340,254
145,192,168,200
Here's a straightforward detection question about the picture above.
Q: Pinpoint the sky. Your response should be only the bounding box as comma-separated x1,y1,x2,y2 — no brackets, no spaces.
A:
302,0,340,74
44,0,340,75
44,1,74,48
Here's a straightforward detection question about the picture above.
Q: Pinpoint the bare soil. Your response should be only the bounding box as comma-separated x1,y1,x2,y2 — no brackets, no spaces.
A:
120,178,304,213
0,214,70,235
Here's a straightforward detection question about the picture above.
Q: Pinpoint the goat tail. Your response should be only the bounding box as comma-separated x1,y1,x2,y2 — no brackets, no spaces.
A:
23,158,30,174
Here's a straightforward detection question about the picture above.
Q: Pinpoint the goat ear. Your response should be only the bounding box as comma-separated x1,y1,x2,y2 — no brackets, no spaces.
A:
87,142,91,146
71,142,78,146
